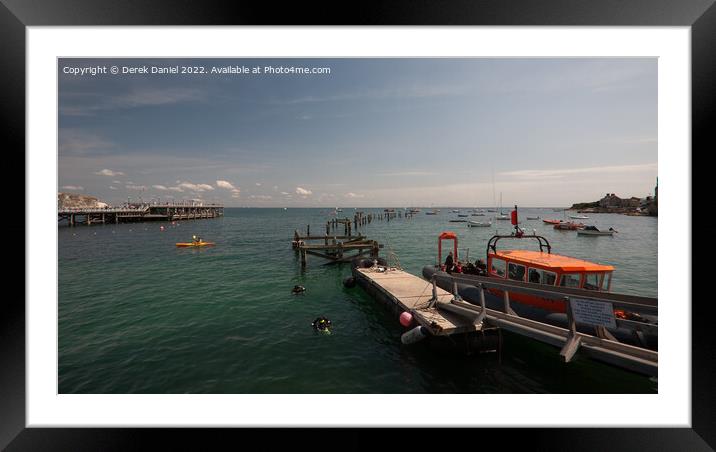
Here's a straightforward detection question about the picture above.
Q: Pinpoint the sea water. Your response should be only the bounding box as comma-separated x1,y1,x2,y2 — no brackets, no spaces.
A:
58,208,657,393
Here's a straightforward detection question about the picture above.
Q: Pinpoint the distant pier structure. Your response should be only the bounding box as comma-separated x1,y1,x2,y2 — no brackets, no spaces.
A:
58,202,224,226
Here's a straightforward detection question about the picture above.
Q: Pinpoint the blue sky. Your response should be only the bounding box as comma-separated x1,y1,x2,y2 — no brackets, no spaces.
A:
58,58,657,207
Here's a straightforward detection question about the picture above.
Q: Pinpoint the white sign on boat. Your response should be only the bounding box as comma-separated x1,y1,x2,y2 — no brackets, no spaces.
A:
570,298,617,329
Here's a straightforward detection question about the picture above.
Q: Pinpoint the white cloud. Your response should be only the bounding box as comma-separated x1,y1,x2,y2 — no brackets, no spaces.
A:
152,185,168,190
345,192,364,199
61,185,84,191
108,186,118,190
113,180,122,184
216,180,237,190
295,187,313,196
499,163,657,180
249,195,272,200
95,168,125,177
255,182,262,187
178,181,215,192
126,184,147,190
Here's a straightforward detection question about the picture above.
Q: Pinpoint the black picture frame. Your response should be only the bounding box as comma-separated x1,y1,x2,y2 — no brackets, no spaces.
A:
3,0,708,449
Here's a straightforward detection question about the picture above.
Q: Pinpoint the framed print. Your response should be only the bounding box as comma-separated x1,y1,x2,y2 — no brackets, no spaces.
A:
4,0,710,449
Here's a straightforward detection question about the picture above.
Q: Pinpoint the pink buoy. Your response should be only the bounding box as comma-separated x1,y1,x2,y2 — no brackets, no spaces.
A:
399,311,413,328
160,226,165,231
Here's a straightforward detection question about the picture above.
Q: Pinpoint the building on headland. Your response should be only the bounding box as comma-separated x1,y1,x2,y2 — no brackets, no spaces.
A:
572,179,658,216
598,193,641,209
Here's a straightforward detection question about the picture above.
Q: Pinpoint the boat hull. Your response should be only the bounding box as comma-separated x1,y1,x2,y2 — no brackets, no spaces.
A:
577,231,614,236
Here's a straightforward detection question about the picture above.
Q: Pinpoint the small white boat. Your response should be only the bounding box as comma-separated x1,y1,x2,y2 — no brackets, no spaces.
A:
495,214,510,220
452,209,460,213
577,229,615,236
467,220,492,227
570,215,589,219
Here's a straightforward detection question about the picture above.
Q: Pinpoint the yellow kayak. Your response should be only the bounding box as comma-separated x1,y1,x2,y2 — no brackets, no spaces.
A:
175,242,215,247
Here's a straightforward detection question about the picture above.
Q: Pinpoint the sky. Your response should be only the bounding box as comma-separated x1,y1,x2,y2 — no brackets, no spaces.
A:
58,58,657,207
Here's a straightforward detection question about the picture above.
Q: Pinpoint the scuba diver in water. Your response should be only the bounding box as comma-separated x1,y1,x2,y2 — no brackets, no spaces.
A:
312,316,332,333
291,285,306,294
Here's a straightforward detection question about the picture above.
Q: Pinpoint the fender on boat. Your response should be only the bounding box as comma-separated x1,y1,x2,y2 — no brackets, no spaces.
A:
401,325,428,345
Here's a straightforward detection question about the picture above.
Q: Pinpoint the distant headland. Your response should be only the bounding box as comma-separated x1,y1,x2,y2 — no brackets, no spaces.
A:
570,191,657,216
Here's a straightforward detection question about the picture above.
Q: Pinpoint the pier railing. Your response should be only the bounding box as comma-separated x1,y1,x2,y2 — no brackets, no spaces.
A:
58,202,224,225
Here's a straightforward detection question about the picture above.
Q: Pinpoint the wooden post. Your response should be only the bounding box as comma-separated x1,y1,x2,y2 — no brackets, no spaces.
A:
307,225,310,236
300,248,306,267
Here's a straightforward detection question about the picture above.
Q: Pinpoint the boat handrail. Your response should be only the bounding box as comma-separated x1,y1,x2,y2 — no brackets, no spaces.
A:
486,233,552,256
434,271,657,312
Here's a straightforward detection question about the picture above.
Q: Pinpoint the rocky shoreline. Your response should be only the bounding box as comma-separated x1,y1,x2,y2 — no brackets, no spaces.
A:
570,192,657,217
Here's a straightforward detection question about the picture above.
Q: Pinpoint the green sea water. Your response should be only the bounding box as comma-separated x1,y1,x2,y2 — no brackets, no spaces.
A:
58,208,657,393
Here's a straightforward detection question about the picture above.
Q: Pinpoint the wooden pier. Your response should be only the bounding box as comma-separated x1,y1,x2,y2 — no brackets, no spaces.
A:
58,202,223,226
292,228,382,267
354,266,488,336
289,209,414,267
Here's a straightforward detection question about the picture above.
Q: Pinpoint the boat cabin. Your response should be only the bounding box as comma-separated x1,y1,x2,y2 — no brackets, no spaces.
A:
485,233,614,292
487,249,614,291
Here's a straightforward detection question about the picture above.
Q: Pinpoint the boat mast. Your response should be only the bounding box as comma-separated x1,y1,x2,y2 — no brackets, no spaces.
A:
491,169,496,211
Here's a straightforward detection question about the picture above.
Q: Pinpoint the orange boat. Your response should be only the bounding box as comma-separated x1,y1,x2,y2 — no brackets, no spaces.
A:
427,207,615,315
422,207,656,348
542,219,562,224
483,235,613,312
553,221,584,230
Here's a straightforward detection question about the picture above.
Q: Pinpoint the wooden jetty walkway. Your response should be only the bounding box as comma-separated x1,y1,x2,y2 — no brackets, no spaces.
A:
354,266,487,336
58,202,223,226
353,263,657,376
